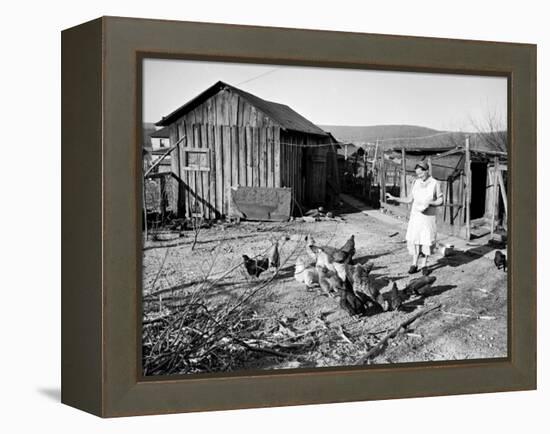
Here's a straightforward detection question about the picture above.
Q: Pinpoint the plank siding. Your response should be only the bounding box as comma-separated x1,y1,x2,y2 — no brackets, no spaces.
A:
238,127,247,186
273,127,281,187
259,127,267,187
222,126,231,215
267,127,274,188
200,124,211,219
231,126,239,189
245,126,253,186
163,87,332,219
252,128,259,187
214,125,223,215
207,125,217,219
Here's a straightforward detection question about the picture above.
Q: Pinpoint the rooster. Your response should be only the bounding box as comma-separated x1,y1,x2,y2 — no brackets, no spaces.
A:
494,251,507,272
294,258,319,288
405,275,436,296
242,255,269,278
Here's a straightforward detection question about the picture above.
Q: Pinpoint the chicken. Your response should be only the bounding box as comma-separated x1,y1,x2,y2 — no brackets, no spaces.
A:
337,286,367,317
405,275,436,296
269,241,280,270
387,281,403,311
242,255,269,278
307,234,356,267
494,250,507,272
351,263,387,310
305,235,318,261
332,262,350,283
338,235,355,263
354,290,375,310
316,266,333,296
294,258,319,288
317,266,344,293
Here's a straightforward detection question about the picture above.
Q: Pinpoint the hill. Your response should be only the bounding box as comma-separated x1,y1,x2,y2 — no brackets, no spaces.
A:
320,124,506,154
320,124,441,144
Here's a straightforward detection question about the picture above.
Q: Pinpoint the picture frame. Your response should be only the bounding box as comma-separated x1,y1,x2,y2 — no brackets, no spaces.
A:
61,16,536,417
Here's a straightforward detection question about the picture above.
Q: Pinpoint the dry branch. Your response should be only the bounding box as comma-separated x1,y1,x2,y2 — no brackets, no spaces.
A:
357,304,442,364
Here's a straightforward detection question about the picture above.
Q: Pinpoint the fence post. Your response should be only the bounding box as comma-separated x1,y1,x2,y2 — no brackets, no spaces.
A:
490,156,499,235
401,148,407,198
143,174,148,241
464,136,471,240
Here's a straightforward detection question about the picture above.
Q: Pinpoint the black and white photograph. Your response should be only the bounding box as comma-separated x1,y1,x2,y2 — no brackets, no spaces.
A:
141,58,508,377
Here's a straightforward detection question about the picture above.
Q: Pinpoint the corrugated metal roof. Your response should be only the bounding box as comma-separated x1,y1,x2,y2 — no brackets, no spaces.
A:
156,81,329,137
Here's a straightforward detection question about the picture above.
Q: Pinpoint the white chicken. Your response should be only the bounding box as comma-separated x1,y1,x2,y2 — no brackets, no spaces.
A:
294,258,319,288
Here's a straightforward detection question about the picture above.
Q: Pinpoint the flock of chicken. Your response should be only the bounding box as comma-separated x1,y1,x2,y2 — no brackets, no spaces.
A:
242,234,437,318
294,235,436,316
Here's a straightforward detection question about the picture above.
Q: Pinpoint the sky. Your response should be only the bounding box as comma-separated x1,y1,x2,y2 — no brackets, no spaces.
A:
142,58,507,132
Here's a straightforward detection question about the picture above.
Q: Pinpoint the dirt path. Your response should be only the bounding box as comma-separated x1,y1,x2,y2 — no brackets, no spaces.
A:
143,202,507,372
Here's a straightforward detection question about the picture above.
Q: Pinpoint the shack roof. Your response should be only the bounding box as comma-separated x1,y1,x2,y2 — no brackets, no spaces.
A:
150,126,171,139
156,81,329,137
384,131,507,155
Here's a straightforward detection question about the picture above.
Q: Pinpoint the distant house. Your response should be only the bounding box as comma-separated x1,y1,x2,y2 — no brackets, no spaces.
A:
150,126,171,150
155,81,340,219
148,126,173,174
142,122,156,172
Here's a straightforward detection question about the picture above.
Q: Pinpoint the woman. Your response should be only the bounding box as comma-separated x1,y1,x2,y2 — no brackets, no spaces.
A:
386,160,443,275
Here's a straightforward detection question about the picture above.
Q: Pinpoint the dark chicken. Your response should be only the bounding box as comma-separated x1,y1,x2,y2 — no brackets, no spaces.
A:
351,263,387,310
494,250,507,272
269,241,280,269
388,282,403,311
337,286,367,317
242,255,269,278
405,275,436,296
333,235,355,264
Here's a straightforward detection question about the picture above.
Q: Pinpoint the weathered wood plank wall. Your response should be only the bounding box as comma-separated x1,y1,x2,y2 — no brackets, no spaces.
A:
164,87,338,218
170,123,282,219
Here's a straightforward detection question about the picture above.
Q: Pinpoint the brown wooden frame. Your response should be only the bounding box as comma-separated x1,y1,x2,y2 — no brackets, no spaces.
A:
61,16,536,417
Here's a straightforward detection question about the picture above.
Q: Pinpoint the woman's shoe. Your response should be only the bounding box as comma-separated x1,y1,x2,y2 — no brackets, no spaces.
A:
408,265,419,274
421,267,432,276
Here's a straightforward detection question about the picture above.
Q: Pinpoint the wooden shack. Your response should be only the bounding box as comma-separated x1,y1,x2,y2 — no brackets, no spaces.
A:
155,81,340,219
374,134,507,239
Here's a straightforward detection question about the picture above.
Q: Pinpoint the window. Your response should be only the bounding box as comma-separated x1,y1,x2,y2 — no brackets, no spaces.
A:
183,148,210,171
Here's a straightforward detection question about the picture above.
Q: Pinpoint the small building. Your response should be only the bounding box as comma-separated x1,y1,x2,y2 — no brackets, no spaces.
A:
155,81,340,219
378,133,507,239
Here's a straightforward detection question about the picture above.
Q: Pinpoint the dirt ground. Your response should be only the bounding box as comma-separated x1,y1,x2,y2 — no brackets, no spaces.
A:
143,200,507,373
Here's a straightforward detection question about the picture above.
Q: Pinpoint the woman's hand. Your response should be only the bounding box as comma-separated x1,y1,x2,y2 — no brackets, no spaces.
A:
385,193,395,201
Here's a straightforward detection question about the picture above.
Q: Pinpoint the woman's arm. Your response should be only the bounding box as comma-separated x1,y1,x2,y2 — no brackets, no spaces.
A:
428,180,444,207
386,182,414,204
386,193,412,204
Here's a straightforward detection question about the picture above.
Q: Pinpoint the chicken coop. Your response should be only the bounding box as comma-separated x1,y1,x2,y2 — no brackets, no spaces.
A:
369,134,508,240
154,81,340,220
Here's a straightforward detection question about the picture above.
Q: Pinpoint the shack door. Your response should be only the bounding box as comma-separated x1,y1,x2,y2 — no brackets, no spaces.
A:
305,152,327,207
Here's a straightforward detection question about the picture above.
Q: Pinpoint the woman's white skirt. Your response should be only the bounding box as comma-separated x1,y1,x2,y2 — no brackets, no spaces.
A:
406,210,437,255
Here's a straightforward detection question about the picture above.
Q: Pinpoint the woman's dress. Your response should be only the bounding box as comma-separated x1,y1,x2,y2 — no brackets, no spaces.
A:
406,176,443,255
